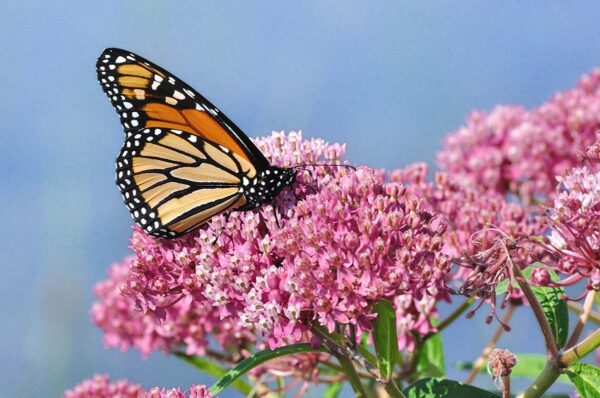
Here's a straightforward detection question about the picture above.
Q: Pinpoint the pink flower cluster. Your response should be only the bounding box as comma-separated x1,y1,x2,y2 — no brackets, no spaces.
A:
390,163,545,265
437,68,600,202
63,375,212,398
95,131,451,355
544,164,600,291
92,257,254,357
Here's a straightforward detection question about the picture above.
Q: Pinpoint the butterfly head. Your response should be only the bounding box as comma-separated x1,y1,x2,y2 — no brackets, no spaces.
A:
241,167,297,209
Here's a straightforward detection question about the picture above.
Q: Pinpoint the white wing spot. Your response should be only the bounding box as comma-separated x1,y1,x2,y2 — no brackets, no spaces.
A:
173,90,185,100
115,56,127,64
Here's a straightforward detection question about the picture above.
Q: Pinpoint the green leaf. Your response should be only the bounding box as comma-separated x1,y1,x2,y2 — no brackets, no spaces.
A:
323,381,344,398
416,319,446,378
454,354,570,384
372,299,400,381
209,343,325,395
531,284,568,349
404,377,500,397
174,352,253,395
566,363,600,398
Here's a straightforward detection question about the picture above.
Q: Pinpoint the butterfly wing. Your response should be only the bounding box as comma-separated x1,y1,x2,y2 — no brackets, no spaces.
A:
96,48,271,237
96,48,270,170
117,127,258,238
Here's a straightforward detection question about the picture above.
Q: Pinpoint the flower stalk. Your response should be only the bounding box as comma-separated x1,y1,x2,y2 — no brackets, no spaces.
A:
512,265,560,360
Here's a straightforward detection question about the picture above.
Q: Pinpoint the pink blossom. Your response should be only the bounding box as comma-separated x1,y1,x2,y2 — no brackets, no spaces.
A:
64,375,213,398
92,257,254,357
112,132,450,352
390,163,545,266
543,164,600,291
63,374,144,398
437,68,600,202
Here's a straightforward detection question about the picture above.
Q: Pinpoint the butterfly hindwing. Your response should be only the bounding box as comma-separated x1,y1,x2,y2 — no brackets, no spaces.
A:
116,127,253,238
96,48,270,169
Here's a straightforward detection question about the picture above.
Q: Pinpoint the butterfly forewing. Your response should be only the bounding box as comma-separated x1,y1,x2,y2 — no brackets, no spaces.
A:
96,48,270,169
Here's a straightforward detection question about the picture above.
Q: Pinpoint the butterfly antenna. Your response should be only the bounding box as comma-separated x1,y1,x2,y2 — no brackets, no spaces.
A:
292,163,356,171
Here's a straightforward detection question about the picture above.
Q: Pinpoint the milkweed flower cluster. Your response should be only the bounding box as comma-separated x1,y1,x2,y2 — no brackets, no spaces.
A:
390,163,547,324
93,132,451,357
63,374,213,398
543,163,600,292
92,257,255,357
69,67,600,398
437,68,600,202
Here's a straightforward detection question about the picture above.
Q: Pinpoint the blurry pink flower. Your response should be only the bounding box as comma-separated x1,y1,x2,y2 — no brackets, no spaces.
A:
437,68,600,202
63,374,144,398
64,375,213,398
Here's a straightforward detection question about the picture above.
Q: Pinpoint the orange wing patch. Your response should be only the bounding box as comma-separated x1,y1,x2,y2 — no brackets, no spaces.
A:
142,103,251,161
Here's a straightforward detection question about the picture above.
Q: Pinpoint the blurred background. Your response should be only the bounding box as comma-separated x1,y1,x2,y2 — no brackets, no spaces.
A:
2,1,600,396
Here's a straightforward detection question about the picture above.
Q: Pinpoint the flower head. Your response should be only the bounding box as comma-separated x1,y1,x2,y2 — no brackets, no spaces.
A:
63,375,144,398
437,68,600,202
543,164,600,292
64,375,213,398
111,132,450,353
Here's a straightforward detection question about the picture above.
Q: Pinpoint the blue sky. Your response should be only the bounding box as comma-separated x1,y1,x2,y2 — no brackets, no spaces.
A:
2,1,600,396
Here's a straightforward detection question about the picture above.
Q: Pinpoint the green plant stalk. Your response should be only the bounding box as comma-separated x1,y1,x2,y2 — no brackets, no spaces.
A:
565,290,596,349
561,326,600,366
464,303,516,384
513,264,560,360
567,301,600,324
517,307,600,398
516,360,561,398
432,297,475,337
331,351,369,398
384,378,407,398
311,325,379,376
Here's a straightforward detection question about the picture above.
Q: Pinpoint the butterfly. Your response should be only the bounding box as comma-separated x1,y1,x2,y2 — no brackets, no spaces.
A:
96,48,296,238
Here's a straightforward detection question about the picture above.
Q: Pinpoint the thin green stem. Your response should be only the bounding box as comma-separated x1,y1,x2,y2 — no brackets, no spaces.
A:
501,375,510,398
311,325,379,377
465,303,516,384
423,297,475,342
565,291,596,349
561,326,600,366
513,264,560,360
516,360,560,398
320,360,373,379
384,378,407,398
332,351,369,398
518,306,600,398
567,301,600,324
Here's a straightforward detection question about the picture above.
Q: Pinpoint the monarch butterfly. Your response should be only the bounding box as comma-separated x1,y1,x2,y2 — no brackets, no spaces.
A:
96,48,296,238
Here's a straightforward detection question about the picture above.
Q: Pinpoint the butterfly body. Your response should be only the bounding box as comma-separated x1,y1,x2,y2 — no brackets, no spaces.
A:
98,48,296,238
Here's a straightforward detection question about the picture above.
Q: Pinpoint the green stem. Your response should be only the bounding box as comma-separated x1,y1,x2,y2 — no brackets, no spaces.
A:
513,264,559,360
431,297,475,337
565,291,596,349
311,325,379,376
332,351,369,398
561,326,600,366
516,360,560,398
567,301,600,324
517,311,600,397
384,378,407,398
